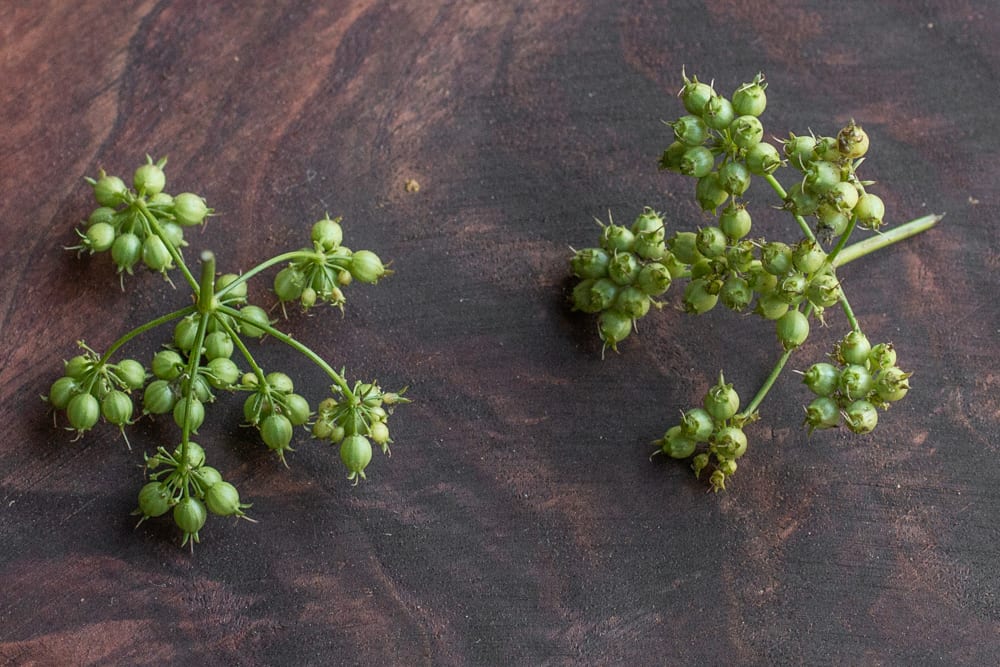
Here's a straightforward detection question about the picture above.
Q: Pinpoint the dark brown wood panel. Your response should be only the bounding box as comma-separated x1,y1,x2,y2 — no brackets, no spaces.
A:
2,1,998,664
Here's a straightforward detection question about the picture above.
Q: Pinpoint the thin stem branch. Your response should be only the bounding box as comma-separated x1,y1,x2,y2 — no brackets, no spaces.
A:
214,250,323,300
833,213,943,268
197,251,216,312
97,305,197,365
215,313,266,384
134,199,199,292
825,215,859,266
736,303,815,420
218,305,352,396
178,311,210,498
176,255,218,495
838,294,861,333
763,173,817,242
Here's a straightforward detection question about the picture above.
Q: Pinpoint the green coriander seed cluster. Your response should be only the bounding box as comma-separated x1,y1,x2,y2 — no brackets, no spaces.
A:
273,214,392,313
569,208,680,352
139,442,251,548
48,344,146,445
802,333,910,435
655,373,750,492
71,156,210,284
47,158,408,549
311,382,408,483
568,70,938,491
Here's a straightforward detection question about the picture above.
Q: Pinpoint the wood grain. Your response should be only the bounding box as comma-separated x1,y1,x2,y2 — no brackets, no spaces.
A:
2,1,998,664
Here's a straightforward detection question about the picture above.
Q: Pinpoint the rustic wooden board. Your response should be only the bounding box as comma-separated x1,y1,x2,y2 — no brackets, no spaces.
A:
2,1,998,664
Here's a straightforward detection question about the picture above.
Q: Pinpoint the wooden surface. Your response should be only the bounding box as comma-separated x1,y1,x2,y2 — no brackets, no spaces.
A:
2,1,998,664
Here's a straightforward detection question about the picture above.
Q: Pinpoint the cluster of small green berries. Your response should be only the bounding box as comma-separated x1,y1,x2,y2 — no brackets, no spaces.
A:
47,343,146,445
780,120,885,238
137,442,253,548
569,208,680,352
572,199,841,358
571,71,880,355
311,382,409,483
657,75,875,337
668,214,840,352
142,307,248,429
654,373,753,492
72,156,211,281
567,70,931,492
273,215,392,313
802,333,911,435
659,71,770,207
49,156,408,548
660,71,883,241
240,371,313,464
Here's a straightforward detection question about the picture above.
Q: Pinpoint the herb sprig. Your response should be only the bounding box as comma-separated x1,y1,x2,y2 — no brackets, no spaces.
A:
568,71,940,491
49,157,408,548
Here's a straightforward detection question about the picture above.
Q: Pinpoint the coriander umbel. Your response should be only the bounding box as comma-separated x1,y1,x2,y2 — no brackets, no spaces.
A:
50,157,410,549
568,71,941,492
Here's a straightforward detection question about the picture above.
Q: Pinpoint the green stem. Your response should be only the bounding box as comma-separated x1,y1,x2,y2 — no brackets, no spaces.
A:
824,215,859,267
97,305,197,366
178,257,216,496
822,215,863,333
218,304,352,396
215,313,267,384
179,310,210,499
833,213,943,268
838,293,861,333
826,213,942,333
134,199,199,292
736,304,815,420
763,174,817,242
214,250,322,300
197,251,217,312
736,348,793,420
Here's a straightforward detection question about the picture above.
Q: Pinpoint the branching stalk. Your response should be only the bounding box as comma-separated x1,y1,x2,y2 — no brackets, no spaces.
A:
97,305,197,365
833,214,943,268
135,199,199,292
736,304,815,420
763,174,817,242
214,250,323,301
218,305,353,396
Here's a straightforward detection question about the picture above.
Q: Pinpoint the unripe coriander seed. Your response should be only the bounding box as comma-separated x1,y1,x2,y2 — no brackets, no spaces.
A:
133,163,166,197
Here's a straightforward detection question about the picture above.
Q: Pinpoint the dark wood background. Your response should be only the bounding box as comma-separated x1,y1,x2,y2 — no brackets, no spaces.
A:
2,1,998,664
